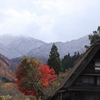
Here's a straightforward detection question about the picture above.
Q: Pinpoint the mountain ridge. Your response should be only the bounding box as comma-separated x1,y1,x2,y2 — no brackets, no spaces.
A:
0,35,90,63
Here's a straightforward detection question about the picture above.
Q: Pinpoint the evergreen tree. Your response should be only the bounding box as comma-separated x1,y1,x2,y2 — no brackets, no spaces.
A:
47,43,63,75
62,53,71,72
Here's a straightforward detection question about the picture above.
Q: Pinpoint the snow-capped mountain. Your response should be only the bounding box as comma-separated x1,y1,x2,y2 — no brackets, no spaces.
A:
0,35,90,62
7,36,46,55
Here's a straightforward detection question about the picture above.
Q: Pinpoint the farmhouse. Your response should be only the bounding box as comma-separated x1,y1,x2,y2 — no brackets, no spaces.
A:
47,41,100,100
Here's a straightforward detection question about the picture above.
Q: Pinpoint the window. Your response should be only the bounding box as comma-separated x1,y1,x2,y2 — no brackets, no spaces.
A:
82,76,94,83
95,62,100,66
95,61,100,70
97,76,100,85
95,67,100,70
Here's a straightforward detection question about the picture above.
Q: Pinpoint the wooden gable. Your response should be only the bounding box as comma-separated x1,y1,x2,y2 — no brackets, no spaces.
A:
47,41,100,100
71,49,100,88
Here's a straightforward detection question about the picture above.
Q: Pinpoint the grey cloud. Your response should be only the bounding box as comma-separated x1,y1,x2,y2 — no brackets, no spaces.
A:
0,0,100,42
51,2,100,42
0,12,7,23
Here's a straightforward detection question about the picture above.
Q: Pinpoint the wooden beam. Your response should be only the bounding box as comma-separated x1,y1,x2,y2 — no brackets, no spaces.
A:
68,86,100,92
81,73,100,76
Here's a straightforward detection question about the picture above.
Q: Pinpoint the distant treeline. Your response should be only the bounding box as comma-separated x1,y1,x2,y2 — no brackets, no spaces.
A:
62,52,81,72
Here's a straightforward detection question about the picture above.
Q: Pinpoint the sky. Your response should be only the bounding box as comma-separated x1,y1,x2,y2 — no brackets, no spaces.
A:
0,0,100,43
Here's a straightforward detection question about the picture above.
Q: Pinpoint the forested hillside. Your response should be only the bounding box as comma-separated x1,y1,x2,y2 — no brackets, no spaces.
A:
0,53,17,81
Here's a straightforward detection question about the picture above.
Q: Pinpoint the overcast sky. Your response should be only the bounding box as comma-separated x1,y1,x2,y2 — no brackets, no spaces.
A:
0,0,100,43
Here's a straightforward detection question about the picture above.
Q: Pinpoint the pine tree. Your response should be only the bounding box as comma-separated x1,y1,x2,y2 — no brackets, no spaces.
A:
47,43,63,75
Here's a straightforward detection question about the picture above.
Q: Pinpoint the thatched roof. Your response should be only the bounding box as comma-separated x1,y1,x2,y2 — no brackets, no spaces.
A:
47,40,100,100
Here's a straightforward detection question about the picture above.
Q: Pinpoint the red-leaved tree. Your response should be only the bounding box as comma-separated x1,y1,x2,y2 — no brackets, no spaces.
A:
15,57,56,100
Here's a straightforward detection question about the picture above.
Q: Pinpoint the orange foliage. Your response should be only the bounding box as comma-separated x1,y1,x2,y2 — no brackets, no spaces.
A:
0,60,14,80
1,83,15,88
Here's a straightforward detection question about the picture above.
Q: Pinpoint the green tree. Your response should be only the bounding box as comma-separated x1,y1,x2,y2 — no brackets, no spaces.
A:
47,43,63,75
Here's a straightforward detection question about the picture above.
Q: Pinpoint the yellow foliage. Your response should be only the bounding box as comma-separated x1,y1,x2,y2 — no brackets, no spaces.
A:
0,95,31,100
0,95,11,100
1,83,15,89
0,82,32,100
0,60,8,69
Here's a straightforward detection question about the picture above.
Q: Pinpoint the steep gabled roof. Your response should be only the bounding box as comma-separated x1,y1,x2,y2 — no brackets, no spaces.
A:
47,41,100,100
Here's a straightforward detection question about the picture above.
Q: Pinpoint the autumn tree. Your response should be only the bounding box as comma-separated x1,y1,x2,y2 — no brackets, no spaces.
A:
47,43,63,75
15,57,56,100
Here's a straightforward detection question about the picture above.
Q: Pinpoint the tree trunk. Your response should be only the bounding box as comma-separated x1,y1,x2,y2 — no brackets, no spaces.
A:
33,96,37,100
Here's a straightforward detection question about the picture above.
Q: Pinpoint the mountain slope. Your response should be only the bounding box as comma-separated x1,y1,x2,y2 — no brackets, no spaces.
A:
0,53,17,81
8,36,46,55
